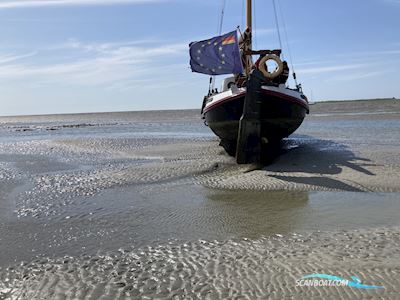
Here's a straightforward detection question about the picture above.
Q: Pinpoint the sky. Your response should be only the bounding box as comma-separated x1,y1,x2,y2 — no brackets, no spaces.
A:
0,0,399,116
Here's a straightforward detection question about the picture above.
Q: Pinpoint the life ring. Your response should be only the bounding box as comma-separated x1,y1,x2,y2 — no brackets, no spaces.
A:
258,54,284,80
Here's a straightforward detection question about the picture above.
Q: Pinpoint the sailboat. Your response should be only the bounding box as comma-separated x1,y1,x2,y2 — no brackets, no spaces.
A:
189,0,309,164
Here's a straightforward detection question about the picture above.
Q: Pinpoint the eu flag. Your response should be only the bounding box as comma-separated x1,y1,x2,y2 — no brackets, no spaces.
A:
189,30,243,75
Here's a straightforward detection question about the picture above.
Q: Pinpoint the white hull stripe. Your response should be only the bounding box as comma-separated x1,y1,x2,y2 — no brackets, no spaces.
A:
203,87,308,113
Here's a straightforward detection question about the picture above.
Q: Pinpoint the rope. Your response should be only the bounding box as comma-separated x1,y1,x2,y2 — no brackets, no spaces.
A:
241,0,245,30
276,0,298,85
210,0,227,92
218,0,226,35
272,0,283,58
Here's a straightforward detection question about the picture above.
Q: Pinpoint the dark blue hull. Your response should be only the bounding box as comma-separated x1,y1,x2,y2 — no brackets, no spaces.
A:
203,92,308,155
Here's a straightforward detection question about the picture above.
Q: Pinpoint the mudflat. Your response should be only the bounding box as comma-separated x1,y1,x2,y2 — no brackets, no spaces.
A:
0,99,399,299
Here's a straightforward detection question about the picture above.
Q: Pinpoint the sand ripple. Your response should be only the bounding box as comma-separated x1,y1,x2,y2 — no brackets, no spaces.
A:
1,134,398,219
1,228,399,299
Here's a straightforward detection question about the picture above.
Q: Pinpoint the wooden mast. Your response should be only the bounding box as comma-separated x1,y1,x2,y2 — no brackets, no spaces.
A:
236,0,260,164
247,0,252,40
244,0,253,75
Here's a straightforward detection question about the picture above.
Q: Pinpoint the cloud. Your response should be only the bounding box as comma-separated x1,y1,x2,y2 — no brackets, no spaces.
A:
383,0,400,4
255,28,275,37
299,64,366,75
0,40,188,89
378,49,400,55
59,38,163,51
330,70,386,81
0,52,37,64
296,47,400,68
294,46,400,75
0,0,165,9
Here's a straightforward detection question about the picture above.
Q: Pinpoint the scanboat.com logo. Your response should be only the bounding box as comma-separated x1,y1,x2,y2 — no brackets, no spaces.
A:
296,274,384,289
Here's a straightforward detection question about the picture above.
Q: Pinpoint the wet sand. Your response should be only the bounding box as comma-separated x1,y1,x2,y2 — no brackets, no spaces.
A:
1,228,400,299
0,99,400,298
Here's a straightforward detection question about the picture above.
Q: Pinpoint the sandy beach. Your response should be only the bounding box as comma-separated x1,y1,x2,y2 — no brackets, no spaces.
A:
0,99,400,299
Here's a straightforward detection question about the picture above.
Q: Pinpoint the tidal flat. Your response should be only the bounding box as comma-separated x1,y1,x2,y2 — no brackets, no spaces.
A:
0,99,399,299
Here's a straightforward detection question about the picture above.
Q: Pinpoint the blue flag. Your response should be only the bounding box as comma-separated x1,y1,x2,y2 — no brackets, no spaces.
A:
189,30,243,75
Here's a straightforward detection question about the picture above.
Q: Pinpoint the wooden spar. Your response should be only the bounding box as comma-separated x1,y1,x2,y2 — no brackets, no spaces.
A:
247,0,252,33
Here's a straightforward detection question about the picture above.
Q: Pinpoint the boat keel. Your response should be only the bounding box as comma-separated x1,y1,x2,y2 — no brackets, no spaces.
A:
236,69,265,164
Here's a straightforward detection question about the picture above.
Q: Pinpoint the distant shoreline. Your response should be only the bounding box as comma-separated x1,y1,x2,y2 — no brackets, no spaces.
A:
0,98,398,119
314,97,398,104
0,108,201,119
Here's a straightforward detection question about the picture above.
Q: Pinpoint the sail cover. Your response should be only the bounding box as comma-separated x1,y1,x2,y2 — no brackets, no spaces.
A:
189,30,243,75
